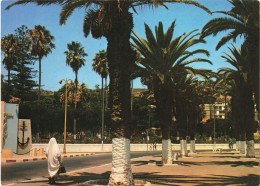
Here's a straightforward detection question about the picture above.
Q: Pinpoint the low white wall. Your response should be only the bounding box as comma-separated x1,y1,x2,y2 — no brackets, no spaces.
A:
32,143,260,153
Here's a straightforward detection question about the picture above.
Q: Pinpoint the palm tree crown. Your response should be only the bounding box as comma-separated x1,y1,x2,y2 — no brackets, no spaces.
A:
1,34,18,85
201,0,259,50
131,20,212,86
92,50,108,79
201,0,259,111
218,44,248,83
64,41,87,85
28,25,55,59
28,25,55,102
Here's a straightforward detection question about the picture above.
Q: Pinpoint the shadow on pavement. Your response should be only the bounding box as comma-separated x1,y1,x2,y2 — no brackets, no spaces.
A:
13,172,110,185
133,172,259,186
11,171,259,186
180,160,258,167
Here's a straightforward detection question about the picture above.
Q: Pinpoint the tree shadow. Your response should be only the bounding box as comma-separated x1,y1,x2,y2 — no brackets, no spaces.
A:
181,160,258,167
134,172,259,186
12,171,259,185
14,172,111,185
132,160,164,167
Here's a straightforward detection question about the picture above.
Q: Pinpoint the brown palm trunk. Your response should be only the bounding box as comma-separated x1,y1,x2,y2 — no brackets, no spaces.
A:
36,57,42,142
107,2,135,185
38,57,41,102
73,73,78,138
155,83,173,165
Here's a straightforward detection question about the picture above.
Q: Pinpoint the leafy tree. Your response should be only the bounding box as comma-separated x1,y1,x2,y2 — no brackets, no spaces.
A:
1,25,37,102
201,0,259,111
131,20,211,164
28,25,55,102
11,25,37,101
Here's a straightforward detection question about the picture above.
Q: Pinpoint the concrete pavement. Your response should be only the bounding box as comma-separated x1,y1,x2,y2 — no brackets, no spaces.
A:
2,150,260,186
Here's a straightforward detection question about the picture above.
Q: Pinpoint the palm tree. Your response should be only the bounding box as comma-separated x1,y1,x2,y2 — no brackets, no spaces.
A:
27,25,55,102
64,41,87,137
131,21,212,164
92,50,109,146
217,44,255,157
1,34,18,88
7,1,211,185
201,0,259,111
174,71,213,156
174,76,198,155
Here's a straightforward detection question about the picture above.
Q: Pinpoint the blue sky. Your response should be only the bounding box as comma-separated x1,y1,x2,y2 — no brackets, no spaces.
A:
1,0,243,91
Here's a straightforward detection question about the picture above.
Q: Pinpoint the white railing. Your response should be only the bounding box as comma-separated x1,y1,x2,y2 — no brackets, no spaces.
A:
32,143,260,153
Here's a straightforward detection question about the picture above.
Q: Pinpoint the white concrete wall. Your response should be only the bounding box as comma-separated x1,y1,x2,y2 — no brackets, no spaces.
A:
32,143,260,153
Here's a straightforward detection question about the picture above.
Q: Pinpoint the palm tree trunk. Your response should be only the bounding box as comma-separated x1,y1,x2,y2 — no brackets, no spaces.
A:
73,73,78,139
246,34,259,111
105,76,108,111
107,2,134,185
176,101,188,157
180,139,188,157
38,57,41,102
157,84,173,165
190,126,196,154
235,133,241,151
101,77,105,145
246,136,255,158
6,69,11,102
36,57,42,142
240,132,246,154
190,139,196,154
189,112,197,154
7,69,11,87
131,80,133,114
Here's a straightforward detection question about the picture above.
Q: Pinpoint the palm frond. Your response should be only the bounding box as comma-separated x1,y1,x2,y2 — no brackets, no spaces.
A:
60,0,90,25
166,0,212,14
201,17,245,38
181,58,212,66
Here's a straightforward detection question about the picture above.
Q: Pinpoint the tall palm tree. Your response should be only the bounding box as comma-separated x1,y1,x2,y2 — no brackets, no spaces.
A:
27,25,55,102
131,21,212,164
217,44,255,157
7,1,211,185
92,50,109,146
1,34,18,88
201,0,259,111
64,41,87,137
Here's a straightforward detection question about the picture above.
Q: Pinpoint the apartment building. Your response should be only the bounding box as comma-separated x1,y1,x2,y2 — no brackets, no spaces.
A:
203,103,227,122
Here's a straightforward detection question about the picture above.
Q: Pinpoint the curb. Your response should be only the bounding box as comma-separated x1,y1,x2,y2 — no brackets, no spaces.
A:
2,153,95,164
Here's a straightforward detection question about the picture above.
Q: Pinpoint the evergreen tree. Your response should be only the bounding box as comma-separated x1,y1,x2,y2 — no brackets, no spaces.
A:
10,25,37,101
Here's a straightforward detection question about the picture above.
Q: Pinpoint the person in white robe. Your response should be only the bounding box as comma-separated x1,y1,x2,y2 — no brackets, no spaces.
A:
45,137,61,184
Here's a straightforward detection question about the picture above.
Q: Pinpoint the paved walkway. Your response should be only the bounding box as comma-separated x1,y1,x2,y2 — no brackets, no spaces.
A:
2,150,260,186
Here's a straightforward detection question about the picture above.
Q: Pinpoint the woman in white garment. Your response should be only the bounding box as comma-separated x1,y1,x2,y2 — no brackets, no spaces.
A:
45,137,62,184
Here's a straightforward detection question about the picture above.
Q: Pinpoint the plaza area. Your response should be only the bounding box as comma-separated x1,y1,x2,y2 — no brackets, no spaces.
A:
8,150,260,186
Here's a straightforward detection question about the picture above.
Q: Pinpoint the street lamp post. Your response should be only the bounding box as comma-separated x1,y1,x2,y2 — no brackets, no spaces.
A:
213,103,216,152
101,79,105,151
59,79,73,154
